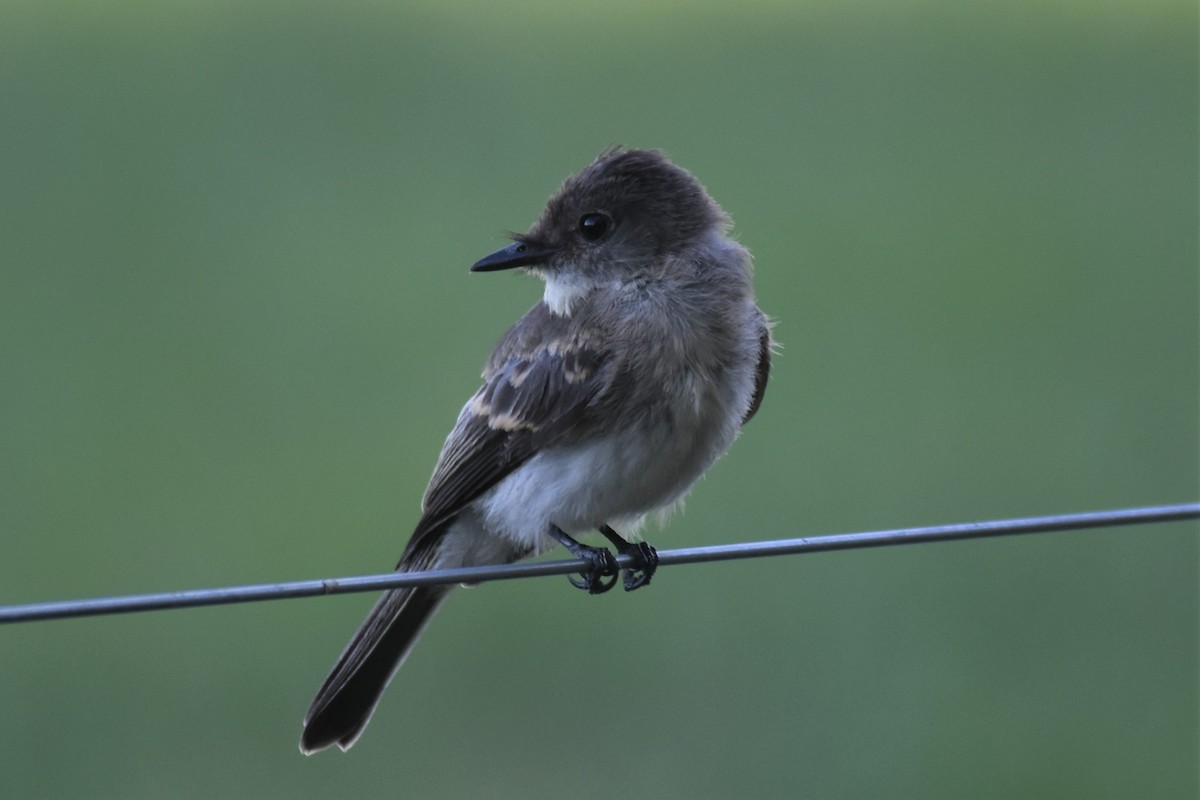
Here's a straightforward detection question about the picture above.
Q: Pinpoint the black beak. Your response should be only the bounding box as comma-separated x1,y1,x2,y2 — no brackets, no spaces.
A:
470,241,557,272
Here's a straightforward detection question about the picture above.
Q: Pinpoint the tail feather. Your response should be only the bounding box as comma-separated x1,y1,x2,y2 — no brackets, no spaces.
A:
300,560,450,754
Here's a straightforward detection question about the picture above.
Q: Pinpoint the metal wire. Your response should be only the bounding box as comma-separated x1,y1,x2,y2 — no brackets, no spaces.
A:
2,503,1196,625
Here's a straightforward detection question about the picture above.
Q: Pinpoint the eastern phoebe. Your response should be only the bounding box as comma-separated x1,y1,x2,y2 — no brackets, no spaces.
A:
300,147,772,754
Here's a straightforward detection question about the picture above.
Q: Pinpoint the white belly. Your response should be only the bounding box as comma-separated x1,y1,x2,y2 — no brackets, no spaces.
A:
474,375,750,554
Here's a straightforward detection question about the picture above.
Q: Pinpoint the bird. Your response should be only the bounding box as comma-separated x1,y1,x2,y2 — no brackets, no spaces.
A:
300,146,772,754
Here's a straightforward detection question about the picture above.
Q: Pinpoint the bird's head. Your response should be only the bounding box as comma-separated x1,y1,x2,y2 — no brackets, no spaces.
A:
470,147,729,315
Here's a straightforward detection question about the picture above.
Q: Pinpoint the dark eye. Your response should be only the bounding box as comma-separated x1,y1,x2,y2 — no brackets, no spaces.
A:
578,212,611,241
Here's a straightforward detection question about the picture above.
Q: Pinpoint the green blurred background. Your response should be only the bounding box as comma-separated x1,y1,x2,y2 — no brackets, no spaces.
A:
2,1,1196,797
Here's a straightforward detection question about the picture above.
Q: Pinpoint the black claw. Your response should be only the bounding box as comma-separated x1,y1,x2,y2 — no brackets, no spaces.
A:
567,550,620,595
548,525,620,595
599,525,658,592
621,542,658,591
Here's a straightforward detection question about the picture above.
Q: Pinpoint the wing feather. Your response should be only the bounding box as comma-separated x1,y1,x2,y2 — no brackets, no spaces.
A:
743,324,772,425
400,318,608,561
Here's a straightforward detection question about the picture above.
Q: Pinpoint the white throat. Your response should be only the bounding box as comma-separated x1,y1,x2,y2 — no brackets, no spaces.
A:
542,270,594,317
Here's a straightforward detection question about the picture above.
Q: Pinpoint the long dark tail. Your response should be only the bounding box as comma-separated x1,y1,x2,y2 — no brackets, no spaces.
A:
300,549,450,755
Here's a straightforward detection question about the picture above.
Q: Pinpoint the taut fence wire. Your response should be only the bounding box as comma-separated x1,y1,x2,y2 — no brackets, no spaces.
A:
2,502,1196,625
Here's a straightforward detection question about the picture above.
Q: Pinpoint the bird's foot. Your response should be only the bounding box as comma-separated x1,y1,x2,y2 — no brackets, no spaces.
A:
600,525,658,592
548,526,619,595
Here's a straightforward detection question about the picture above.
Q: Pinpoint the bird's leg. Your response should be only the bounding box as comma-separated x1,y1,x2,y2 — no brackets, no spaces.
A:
599,525,658,591
548,525,619,595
